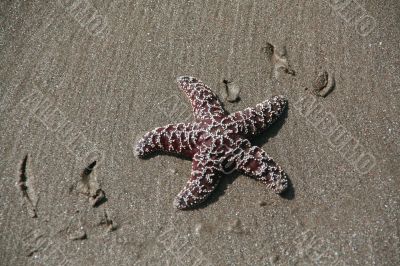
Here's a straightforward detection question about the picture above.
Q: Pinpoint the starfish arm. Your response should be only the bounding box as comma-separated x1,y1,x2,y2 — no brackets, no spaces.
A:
177,76,226,121
233,141,288,193
174,151,221,209
230,95,287,136
135,123,197,158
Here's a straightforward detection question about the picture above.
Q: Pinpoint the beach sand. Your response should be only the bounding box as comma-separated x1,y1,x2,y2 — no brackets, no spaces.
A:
0,1,399,265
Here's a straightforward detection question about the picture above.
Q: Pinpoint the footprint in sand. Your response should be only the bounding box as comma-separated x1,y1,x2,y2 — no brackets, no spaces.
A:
17,154,38,218
312,70,335,97
262,42,296,79
78,161,107,207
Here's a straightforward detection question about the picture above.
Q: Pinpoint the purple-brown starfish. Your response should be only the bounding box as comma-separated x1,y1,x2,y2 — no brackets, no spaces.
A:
136,76,288,209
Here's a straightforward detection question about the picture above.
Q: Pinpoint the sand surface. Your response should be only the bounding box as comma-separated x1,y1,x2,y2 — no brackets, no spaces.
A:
0,1,399,265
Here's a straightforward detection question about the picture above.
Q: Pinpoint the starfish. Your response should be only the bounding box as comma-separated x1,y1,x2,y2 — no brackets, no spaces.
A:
136,76,288,209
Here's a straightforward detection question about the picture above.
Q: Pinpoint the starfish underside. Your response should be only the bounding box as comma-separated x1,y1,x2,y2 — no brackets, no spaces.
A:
136,76,288,209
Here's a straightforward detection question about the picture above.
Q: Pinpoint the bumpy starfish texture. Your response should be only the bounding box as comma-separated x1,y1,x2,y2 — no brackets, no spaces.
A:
136,76,288,209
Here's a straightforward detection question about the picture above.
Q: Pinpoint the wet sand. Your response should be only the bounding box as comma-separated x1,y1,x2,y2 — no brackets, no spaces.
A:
0,1,399,265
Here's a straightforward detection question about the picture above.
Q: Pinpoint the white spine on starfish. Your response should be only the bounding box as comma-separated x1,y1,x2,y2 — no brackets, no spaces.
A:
174,150,221,209
230,96,287,137
232,140,287,193
136,123,199,157
177,76,226,121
